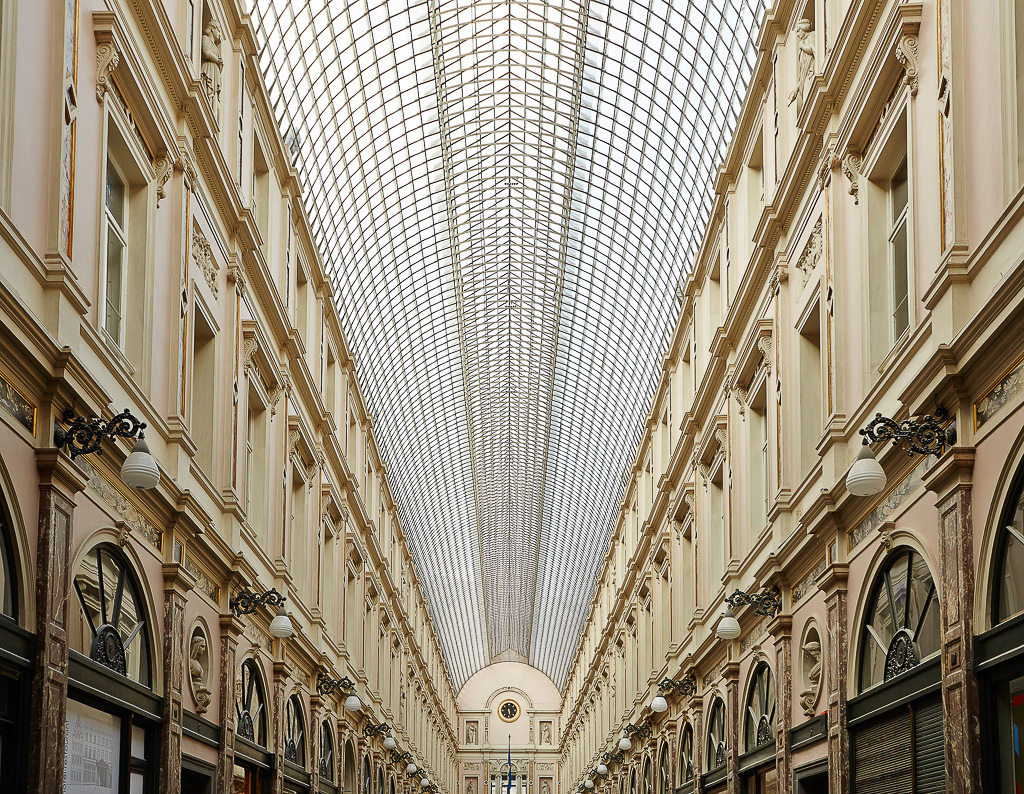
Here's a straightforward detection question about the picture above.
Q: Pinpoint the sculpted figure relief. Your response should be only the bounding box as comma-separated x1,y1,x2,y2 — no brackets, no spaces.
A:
542,782,551,794
540,722,551,745
189,634,213,714
788,19,815,116
799,638,822,717
467,721,478,745
201,19,224,117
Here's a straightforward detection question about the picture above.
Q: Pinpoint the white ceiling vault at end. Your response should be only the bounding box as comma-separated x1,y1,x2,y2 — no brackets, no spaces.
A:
251,0,766,691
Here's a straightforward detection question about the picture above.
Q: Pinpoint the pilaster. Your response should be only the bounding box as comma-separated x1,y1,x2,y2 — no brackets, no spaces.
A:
924,448,982,793
768,614,793,794
217,613,245,794
818,563,848,794
160,562,196,794
723,660,740,794
27,449,88,794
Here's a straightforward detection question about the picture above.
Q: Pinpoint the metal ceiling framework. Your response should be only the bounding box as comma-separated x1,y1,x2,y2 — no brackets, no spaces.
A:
251,0,766,690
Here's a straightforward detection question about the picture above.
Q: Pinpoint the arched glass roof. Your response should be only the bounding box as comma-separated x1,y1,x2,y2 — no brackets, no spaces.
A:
252,0,766,690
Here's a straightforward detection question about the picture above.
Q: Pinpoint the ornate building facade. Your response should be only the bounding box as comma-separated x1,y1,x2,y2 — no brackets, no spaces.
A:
1,0,1023,793
0,1,458,793
556,0,1024,793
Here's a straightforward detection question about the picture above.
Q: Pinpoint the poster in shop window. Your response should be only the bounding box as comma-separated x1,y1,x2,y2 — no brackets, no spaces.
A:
64,700,121,794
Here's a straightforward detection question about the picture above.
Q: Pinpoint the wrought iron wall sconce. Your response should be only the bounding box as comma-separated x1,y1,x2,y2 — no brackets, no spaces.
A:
364,721,392,740
317,672,356,697
846,408,956,497
651,672,697,712
601,751,625,764
54,408,160,489
229,587,294,638
716,586,781,640
621,720,653,749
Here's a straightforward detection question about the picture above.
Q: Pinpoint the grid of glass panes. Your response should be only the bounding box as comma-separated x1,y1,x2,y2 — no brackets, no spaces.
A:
250,0,765,689
103,162,127,344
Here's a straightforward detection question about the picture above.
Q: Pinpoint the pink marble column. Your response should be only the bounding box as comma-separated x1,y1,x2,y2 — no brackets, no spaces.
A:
273,659,287,794
217,614,245,794
160,562,196,794
818,564,848,794
769,614,793,794
925,448,982,794
724,660,740,794
27,449,87,794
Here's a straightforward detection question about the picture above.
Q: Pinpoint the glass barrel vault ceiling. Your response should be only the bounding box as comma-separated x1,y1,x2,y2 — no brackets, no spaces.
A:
251,0,766,690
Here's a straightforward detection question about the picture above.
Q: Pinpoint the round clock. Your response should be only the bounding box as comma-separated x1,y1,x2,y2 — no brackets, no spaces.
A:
498,699,520,722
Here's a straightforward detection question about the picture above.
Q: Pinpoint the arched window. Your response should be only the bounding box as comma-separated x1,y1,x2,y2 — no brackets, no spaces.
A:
362,756,372,794
859,548,940,690
343,741,357,794
0,489,17,620
744,663,776,751
71,544,151,686
236,659,268,746
706,698,726,772
641,757,651,794
657,746,670,794
377,765,384,794
993,472,1024,624
320,721,334,781
390,775,397,794
678,723,694,783
629,766,636,794
284,695,306,766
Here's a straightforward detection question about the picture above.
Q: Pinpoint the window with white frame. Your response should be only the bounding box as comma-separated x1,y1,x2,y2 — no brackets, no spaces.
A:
103,160,128,343
888,157,910,340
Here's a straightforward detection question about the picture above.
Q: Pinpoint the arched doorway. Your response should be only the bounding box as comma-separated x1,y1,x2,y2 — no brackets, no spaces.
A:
0,477,26,790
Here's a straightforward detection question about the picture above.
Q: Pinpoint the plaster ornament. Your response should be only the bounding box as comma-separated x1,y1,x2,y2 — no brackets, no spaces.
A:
795,218,823,286
466,721,478,744
756,334,773,371
96,41,120,103
787,19,815,117
242,336,259,376
541,722,552,745
799,637,823,717
268,385,283,416
895,35,919,96
733,387,748,417
467,781,475,794
816,146,836,192
154,155,174,208
542,782,551,794
189,632,213,715
841,153,863,205
200,19,225,118
192,228,218,298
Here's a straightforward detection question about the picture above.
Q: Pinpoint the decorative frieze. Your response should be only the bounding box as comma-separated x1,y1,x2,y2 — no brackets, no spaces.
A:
791,557,827,603
182,553,220,603
975,352,1024,429
848,456,927,549
0,372,35,433
78,456,162,550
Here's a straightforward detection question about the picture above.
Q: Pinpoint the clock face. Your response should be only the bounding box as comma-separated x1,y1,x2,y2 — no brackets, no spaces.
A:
498,699,520,722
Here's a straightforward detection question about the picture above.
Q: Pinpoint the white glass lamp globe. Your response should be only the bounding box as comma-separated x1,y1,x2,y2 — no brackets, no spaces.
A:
584,781,594,789
345,694,362,712
846,444,887,497
383,736,396,750
421,778,430,788
596,765,608,776
269,604,294,638
618,737,631,752
716,606,741,640
651,695,669,713
407,764,418,776
121,435,160,489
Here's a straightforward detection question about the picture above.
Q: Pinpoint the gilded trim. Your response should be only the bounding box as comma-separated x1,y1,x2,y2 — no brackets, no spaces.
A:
0,373,36,434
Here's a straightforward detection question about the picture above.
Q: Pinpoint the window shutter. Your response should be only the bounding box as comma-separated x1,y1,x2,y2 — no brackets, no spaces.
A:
913,697,946,794
853,708,913,794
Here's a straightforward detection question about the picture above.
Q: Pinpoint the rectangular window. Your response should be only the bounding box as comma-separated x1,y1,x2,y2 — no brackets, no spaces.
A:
889,158,910,339
244,407,254,514
103,162,127,343
191,310,217,475
237,63,245,181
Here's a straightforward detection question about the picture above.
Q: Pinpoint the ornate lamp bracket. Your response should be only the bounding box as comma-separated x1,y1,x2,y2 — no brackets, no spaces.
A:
860,407,955,456
54,408,147,458
317,672,356,697
601,751,625,764
364,721,392,740
390,749,414,765
624,720,653,741
725,586,782,618
230,587,286,616
658,673,697,696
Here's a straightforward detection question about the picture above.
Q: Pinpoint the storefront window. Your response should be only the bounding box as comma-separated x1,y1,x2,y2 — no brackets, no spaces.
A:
995,482,1024,624
0,494,16,619
678,724,694,783
642,757,651,794
859,548,939,691
658,747,670,794
744,663,776,751
997,676,1024,790
71,544,151,686
285,695,306,766
236,659,268,746
320,721,334,781
706,698,726,771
